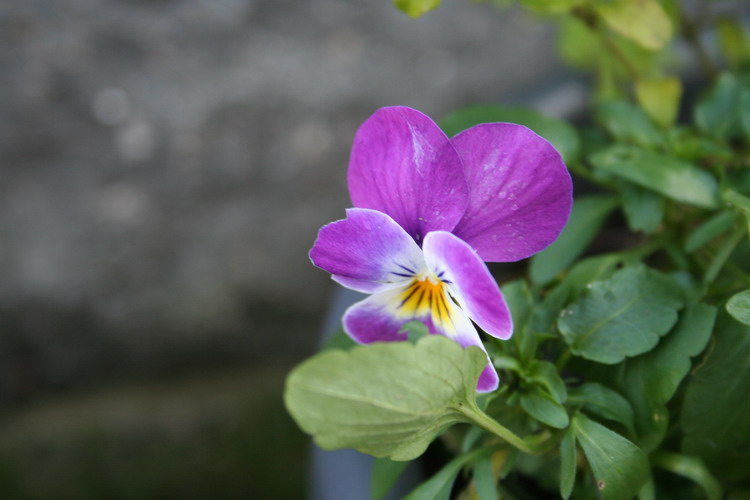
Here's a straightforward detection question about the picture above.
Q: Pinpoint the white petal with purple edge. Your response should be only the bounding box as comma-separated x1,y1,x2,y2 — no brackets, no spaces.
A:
309,208,425,287
423,231,513,340
348,106,469,243
451,123,573,262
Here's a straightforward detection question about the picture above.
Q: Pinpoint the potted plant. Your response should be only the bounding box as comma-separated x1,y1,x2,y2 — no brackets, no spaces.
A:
286,1,750,498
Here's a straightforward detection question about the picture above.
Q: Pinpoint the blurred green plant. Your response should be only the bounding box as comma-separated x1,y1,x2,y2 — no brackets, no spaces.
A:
287,0,750,498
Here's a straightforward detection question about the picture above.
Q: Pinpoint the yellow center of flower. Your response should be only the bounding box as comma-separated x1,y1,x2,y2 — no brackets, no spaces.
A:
398,274,454,330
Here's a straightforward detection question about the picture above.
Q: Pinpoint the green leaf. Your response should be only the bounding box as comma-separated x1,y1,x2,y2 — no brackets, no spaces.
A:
472,452,496,500
284,335,486,460
393,0,440,18
685,211,737,253
559,430,577,499
635,76,682,128
589,145,720,208
404,446,497,500
520,386,570,429
682,312,750,481
321,327,357,351
572,413,649,500
595,0,672,50
596,100,665,148
439,105,580,163
562,254,624,297
651,452,723,500
372,458,411,500
716,18,749,68
619,304,716,430
724,188,750,214
530,195,619,286
568,383,635,435
723,189,750,235
558,265,684,364
703,224,747,284
403,320,430,343
668,127,734,163
596,303,717,451
518,0,583,14
741,89,750,138
727,289,750,326
695,72,742,141
500,279,537,362
619,182,664,234
527,360,567,404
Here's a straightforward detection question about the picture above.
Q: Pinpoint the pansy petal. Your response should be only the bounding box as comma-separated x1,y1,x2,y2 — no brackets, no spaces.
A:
342,287,411,344
331,275,388,294
451,123,573,262
310,208,424,285
423,231,512,340
348,106,469,243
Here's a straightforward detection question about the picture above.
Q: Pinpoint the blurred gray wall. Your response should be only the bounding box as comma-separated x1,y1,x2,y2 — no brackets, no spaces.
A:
0,0,563,403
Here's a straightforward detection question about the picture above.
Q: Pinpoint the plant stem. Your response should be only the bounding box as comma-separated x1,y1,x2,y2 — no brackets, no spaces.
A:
455,402,549,455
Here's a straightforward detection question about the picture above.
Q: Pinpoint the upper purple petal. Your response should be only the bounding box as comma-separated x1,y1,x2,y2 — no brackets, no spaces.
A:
423,231,512,340
451,123,573,262
309,208,424,287
348,106,469,244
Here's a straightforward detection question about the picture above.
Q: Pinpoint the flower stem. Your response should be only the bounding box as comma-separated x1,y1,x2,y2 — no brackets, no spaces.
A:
455,402,549,455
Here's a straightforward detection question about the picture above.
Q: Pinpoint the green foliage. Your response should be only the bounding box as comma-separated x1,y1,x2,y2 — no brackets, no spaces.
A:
472,451,496,500
529,195,619,286
559,430,577,499
568,383,635,435
635,76,682,128
393,0,440,18
371,458,411,500
596,99,666,149
558,265,684,364
695,72,743,140
295,2,750,498
594,0,673,50
682,313,750,481
716,18,750,68
403,446,498,500
589,145,720,208
520,386,569,429
284,335,486,460
611,303,717,451
727,289,750,325
571,413,650,500
685,211,736,253
619,183,664,234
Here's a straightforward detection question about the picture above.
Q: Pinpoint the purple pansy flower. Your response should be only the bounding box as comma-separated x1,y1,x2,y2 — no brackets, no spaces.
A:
310,106,572,392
